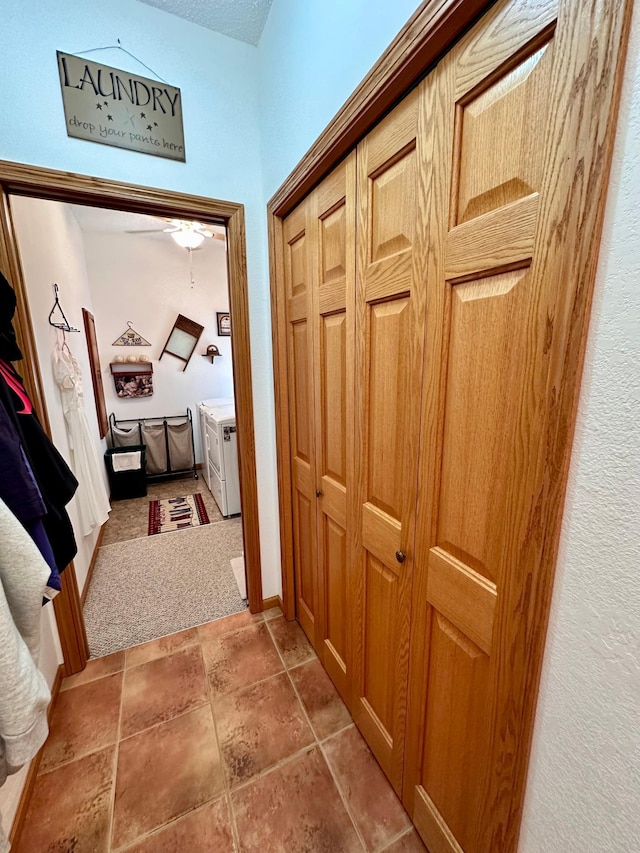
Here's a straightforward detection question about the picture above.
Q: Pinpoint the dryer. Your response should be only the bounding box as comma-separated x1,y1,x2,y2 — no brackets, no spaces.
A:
199,399,240,517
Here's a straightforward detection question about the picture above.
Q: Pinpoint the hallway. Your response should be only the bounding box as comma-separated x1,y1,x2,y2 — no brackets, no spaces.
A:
15,608,426,853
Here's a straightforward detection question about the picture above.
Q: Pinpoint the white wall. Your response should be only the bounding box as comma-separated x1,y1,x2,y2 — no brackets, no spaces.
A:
519,8,640,851
82,228,231,463
0,0,281,599
257,0,423,197
0,613,62,834
10,196,107,594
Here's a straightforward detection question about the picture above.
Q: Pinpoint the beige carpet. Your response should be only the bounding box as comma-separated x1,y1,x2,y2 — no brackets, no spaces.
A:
84,519,246,657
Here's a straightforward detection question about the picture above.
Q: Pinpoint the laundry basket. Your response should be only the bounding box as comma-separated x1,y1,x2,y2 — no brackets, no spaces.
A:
104,445,147,501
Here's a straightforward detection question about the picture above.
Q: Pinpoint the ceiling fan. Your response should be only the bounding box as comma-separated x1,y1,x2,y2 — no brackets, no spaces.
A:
126,218,226,250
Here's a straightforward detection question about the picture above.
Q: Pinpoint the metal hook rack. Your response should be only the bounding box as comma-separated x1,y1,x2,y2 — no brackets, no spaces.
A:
48,284,80,332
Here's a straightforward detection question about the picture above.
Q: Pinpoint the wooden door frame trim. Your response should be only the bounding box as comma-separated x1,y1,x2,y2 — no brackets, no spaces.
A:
268,0,495,622
0,161,264,675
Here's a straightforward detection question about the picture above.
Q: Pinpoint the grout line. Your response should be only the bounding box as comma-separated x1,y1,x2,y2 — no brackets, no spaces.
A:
116,698,211,744
319,720,356,743
37,674,125,778
268,622,368,852
218,622,319,798
318,735,369,852
60,663,126,692
108,663,127,852
114,795,229,853
124,638,201,670
36,736,120,778
114,644,227,852
377,826,418,852
208,665,287,708
201,640,242,852
224,790,241,853
228,741,319,795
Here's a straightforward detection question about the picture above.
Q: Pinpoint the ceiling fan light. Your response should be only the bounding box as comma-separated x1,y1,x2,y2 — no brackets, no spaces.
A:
171,229,205,249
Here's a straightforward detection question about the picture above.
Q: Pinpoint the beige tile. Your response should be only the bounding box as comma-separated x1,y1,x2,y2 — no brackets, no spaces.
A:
197,609,262,641
381,829,428,852
267,616,316,668
323,726,411,850
16,746,115,853
61,650,125,691
122,797,235,853
39,672,122,772
289,658,352,739
121,646,208,738
214,672,315,786
262,606,283,621
232,747,363,852
113,706,224,849
126,626,199,669
202,622,283,695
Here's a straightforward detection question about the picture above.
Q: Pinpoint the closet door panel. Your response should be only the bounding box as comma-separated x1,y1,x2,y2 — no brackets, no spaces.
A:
404,0,630,848
353,87,430,790
405,8,558,848
283,199,318,644
312,153,356,701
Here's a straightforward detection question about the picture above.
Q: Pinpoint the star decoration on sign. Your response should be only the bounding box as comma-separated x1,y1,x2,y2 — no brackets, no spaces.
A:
147,124,153,131
107,115,114,121
154,122,158,127
123,109,136,128
96,103,103,110
140,112,146,118
103,100,109,106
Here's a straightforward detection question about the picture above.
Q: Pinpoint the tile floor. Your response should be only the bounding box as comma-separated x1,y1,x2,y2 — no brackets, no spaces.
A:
17,609,427,853
102,476,225,546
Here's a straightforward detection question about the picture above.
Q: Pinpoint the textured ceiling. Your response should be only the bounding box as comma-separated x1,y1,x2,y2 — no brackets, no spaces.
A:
137,0,274,46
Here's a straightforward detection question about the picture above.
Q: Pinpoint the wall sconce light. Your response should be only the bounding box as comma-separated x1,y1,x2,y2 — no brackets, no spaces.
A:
202,344,221,363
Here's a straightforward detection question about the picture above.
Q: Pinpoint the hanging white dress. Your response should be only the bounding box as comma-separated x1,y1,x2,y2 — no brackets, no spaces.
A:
52,340,110,536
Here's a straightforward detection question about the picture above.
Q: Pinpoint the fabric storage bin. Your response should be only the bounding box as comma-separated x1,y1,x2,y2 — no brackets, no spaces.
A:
104,446,147,500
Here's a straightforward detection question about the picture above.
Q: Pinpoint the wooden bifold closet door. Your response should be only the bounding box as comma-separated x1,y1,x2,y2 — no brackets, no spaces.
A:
282,153,356,703
279,0,630,848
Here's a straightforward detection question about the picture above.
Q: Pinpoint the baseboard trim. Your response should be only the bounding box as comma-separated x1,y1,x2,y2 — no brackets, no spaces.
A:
9,663,64,846
262,595,282,611
80,521,106,607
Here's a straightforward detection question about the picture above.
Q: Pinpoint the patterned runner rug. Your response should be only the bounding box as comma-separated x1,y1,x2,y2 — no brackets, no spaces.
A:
148,494,210,535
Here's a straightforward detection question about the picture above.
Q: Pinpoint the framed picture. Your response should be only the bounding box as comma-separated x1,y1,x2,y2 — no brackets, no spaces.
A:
217,312,231,336
159,314,204,370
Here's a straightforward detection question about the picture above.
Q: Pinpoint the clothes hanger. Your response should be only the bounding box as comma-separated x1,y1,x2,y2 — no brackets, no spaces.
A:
48,284,80,332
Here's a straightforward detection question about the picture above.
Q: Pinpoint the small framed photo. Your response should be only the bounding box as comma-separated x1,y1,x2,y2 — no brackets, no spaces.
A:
217,312,231,336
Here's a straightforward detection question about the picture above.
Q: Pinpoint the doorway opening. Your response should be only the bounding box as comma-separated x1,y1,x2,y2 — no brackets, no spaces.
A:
11,197,251,657
0,161,263,676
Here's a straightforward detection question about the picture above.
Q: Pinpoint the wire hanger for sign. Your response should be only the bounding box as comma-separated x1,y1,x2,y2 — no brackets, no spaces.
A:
112,321,152,347
71,38,169,84
48,284,80,332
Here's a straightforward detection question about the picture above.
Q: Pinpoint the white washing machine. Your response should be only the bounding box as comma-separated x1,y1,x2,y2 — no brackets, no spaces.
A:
199,397,232,489
198,398,240,517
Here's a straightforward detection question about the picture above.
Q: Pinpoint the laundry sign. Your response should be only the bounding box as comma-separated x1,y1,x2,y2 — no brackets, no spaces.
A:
56,51,186,161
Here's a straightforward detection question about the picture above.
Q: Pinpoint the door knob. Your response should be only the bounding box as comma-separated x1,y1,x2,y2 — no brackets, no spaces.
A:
395,550,406,564
316,489,323,497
